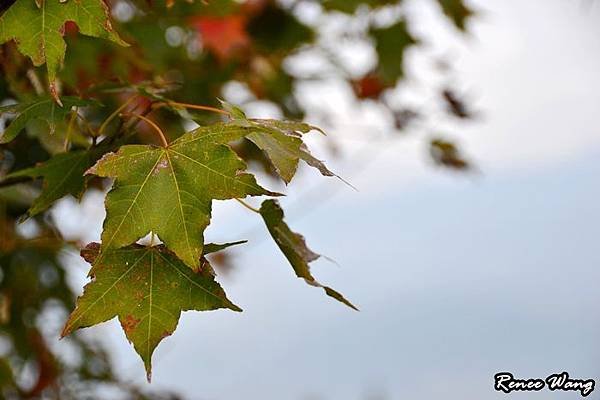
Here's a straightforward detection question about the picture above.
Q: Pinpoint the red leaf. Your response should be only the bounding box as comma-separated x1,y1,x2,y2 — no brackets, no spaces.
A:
190,15,250,62
352,73,388,99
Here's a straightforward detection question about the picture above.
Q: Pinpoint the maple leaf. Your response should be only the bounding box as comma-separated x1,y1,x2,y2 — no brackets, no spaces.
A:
221,102,335,184
3,148,104,217
0,96,96,144
87,128,278,271
0,0,127,100
62,242,241,380
259,199,357,310
190,15,250,62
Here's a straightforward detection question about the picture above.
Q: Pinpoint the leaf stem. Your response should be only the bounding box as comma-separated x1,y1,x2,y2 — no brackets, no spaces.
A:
121,112,169,147
235,198,260,214
98,95,139,137
166,101,229,116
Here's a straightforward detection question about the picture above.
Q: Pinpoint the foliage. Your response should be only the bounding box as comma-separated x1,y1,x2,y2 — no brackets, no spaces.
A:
0,0,127,100
259,199,356,310
0,0,476,396
63,242,242,380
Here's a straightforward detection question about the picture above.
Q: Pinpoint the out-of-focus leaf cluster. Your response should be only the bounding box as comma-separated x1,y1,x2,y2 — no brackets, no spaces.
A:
0,194,179,399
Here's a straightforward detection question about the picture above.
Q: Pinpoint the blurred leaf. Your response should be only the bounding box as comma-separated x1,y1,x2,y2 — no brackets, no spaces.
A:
259,199,357,310
442,88,472,119
352,73,389,99
190,14,250,62
393,108,420,130
370,20,418,83
62,243,241,380
436,0,474,31
0,357,14,387
3,147,105,217
247,4,314,53
0,96,96,144
430,138,470,170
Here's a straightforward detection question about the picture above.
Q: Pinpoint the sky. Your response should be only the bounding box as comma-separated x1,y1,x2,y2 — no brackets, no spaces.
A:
51,0,600,398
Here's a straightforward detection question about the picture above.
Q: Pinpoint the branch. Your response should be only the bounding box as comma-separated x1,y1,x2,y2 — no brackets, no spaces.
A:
120,112,169,147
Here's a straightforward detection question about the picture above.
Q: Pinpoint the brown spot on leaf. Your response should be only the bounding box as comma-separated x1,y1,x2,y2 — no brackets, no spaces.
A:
160,330,172,339
80,242,101,264
152,158,169,176
121,314,141,335
85,152,115,175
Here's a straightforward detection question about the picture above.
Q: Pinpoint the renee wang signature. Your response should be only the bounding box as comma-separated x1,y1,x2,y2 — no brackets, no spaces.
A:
494,372,595,397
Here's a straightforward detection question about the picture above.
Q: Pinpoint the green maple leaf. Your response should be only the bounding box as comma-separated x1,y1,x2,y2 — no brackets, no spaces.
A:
370,20,418,83
259,199,357,310
62,242,241,380
88,129,278,271
3,148,103,217
243,120,334,183
220,101,335,184
0,96,96,144
0,0,127,99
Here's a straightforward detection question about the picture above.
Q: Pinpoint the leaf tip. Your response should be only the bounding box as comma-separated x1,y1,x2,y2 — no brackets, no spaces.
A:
323,286,359,311
336,174,358,192
60,319,73,339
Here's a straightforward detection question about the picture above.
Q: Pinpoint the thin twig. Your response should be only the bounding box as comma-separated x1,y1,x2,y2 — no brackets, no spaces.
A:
167,101,229,116
235,198,260,214
98,95,139,137
120,112,169,147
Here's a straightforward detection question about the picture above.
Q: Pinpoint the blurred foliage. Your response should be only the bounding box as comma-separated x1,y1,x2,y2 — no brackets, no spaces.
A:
0,197,180,399
0,0,477,397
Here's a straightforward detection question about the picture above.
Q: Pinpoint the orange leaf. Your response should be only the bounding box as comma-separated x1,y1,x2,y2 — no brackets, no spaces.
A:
190,15,250,62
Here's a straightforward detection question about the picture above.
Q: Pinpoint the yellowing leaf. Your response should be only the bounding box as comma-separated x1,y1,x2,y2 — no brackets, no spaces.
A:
0,0,127,99
62,243,241,380
259,199,357,310
88,129,277,271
